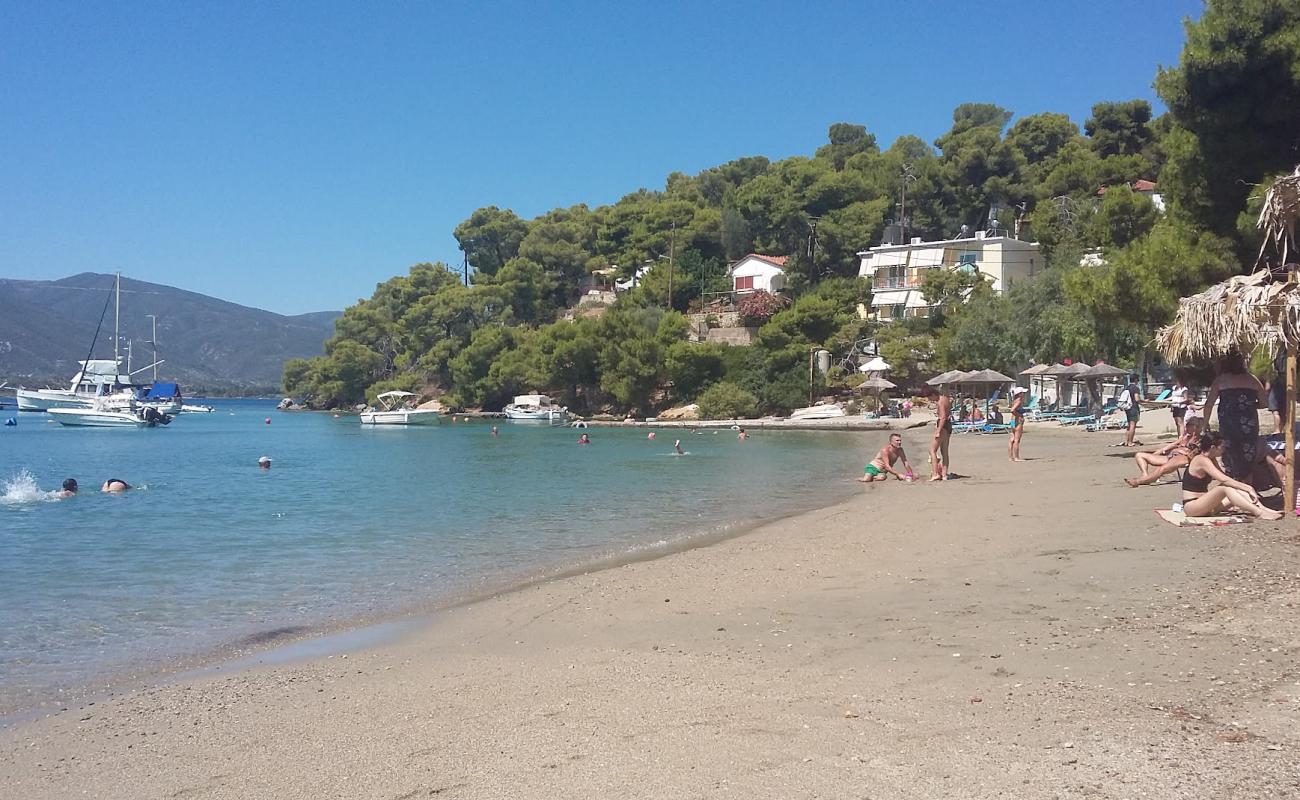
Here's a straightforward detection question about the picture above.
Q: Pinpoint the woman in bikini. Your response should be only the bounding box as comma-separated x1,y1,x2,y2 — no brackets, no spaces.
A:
1125,417,1204,487
928,387,953,481
1180,432,1282,520
1008,387,1028,462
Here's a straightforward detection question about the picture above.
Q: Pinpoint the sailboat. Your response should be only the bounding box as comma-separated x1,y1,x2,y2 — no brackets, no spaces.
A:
15,273,175,413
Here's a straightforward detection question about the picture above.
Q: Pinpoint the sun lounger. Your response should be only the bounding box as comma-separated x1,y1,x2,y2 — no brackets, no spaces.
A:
1084,413,1127,432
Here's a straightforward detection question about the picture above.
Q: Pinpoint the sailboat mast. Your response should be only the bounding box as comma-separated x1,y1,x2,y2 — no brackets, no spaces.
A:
113,272,121,371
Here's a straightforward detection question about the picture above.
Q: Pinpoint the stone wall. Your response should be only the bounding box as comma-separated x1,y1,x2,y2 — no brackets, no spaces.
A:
704,327,758,346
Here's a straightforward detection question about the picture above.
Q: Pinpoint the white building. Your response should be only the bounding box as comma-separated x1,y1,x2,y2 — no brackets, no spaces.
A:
728,254,787,295
1098,178,1166,213
857,233,1041,320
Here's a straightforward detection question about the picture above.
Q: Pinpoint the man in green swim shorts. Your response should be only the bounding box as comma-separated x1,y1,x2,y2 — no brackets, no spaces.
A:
858,433,914,483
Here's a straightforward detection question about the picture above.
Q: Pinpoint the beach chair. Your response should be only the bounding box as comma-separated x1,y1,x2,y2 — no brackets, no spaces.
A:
977,421,1014,434
1084,412,1127,432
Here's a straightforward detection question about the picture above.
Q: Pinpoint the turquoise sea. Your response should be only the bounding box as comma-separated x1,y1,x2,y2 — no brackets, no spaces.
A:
0,399,868,715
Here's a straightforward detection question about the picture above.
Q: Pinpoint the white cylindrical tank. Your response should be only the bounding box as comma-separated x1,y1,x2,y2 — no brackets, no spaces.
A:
816,349,831,375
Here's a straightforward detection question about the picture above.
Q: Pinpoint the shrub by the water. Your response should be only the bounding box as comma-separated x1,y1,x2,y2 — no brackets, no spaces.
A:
697,381,759,419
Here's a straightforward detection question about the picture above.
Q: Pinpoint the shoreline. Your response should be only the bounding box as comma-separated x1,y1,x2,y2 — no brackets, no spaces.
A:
4,427,1298,797
1,466,864,725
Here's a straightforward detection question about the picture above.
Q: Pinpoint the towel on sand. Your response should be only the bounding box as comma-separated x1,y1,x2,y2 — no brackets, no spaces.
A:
1155,508,1250,527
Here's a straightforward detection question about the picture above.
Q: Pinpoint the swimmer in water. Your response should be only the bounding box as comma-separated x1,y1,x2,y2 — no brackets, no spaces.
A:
101,479,131,493
648,432,656,440
737,428,748,441
258,456,272,470
491,426,499,436
578,433,591,445
57,478,78,497
674,439,685,455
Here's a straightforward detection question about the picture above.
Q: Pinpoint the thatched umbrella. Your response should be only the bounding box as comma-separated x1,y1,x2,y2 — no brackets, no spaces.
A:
925,370,966,387
1080,363,1128,379
1156,165,1300,513
857,376,897,413
1019,363,1050,401
960,368,1015,385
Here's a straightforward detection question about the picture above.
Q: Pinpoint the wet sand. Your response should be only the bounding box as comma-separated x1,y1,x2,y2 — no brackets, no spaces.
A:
2,425,1298,799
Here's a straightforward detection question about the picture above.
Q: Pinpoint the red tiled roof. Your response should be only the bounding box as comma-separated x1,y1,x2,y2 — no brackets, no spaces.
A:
1097,179,1158,196
743,253,788,267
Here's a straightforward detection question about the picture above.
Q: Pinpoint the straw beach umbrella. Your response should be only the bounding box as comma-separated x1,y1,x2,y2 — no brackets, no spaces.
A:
857,376,897,413
1155,165,1300,512
1020,363,1050,401
925,370,966,386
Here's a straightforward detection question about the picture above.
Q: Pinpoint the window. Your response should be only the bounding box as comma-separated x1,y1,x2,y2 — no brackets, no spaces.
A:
873,265,909,289
957,252,978,266
735,275,754,291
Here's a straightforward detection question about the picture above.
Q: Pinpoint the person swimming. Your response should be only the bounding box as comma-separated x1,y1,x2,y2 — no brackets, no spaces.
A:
258,456,272,470
101,479,131,493
578,433,591,445
57,478,78,497
674,439,685,455
491,426,499,436
737,428,748,441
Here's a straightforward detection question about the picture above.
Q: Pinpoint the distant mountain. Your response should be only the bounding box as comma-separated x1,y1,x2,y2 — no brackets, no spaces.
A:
0,273,339,392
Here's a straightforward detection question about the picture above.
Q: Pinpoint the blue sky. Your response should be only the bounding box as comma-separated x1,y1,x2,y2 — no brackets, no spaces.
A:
0,1,1203,314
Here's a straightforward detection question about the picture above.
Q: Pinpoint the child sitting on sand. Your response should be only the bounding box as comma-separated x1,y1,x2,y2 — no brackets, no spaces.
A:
858,433,914,483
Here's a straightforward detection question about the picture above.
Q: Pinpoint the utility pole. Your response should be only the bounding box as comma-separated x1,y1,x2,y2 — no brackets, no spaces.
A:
146,315,159,381
668,221,676,311
807,216,821,282
899,163,916,237
462,244,471,287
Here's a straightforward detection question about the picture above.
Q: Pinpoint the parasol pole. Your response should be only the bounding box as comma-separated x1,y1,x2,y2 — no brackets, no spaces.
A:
1288,270,1297,516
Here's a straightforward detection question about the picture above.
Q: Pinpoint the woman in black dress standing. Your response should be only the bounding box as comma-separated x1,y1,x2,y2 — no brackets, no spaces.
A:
1200,350,1267,481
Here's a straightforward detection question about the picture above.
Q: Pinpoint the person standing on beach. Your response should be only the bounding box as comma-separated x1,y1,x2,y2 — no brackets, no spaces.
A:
1199,350,1266,480
1118,374,1142,447
1267,350,1287,434
1008,387,1028,461
1168,376,1190,439
859,433,914,482
929,387,953,481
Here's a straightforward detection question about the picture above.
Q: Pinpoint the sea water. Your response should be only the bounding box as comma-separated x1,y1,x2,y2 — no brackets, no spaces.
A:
0,399,868,714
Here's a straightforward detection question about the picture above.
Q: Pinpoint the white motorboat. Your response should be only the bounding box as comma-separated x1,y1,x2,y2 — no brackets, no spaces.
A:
359,391,441,425
503,393,569,423
181,403,215,413
47,401,172,428
16,360,139,411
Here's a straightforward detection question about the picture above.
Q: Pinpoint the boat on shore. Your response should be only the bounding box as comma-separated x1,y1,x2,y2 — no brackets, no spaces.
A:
503,393,570,423
359,391,441,425
787,403,848,420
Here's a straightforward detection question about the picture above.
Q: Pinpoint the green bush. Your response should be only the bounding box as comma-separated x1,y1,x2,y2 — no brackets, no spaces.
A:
697,381,759,419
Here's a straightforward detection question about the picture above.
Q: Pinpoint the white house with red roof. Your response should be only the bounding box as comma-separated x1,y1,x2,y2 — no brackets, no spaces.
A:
728,254,787,294
1097,179,1165,212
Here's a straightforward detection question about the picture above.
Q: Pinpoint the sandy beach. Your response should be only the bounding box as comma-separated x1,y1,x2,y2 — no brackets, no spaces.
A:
3,423,1298,799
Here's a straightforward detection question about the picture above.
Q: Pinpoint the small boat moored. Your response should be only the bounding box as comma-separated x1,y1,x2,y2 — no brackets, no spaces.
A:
359,391,441,425
47,403,173,428
503,393,570,423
